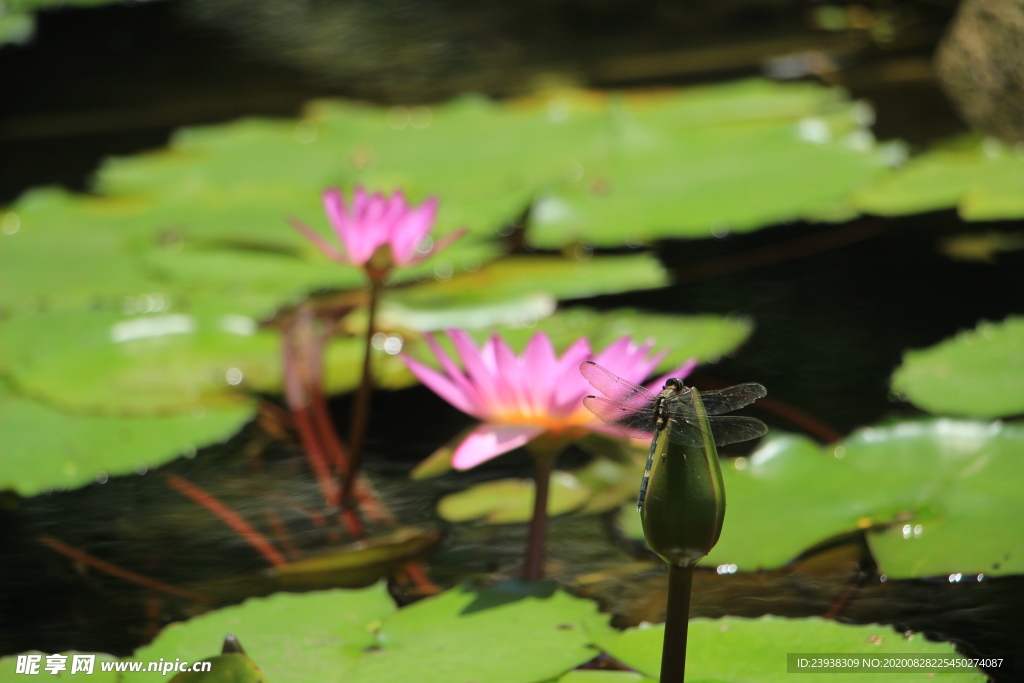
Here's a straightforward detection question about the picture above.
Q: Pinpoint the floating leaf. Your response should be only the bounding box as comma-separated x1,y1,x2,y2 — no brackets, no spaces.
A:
269,528,439,590
343,582,602,683
891,317,1024,418
90,80,891,253
617,421,1024,578
0,381,253,496
438,473,592,524
383,254,667,332
587,615,984,682
0,309,413,415
854,134,1024,221
402,308,752,377
529,81,897,248
124,585,395,683
0,189,164,315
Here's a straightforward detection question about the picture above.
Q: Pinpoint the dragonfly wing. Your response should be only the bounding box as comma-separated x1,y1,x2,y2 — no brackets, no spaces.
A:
666,416,768,447
583,395,656,440
697,383,767,415
708,416,769,446
579,361,658,412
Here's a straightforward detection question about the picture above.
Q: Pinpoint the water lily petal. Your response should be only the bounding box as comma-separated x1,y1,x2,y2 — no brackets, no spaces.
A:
401,354,479,417
521,332,559,415
452,424,545,470
391,198,439,265
421,332,483,410
449,329,504,411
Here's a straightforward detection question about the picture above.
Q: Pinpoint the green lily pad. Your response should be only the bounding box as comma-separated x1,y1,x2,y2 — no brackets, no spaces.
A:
90,80,891,253
854,134,1024,221
529,81,898,247
438,472,593,524
403,308,752,376
0,189,164,315
865,422,1024,578
124,585,395,683
0,381,253,496
0,652,121,681
587,615,984,682
618,421,1024,578
382,254,668,332
891,317,1024,418
0,309,414,415
343,582,602,683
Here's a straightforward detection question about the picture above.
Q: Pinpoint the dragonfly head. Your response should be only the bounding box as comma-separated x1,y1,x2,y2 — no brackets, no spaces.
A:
664,377,685,393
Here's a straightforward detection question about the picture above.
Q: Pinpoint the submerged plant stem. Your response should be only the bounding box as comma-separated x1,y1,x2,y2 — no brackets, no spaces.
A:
345,282,380,504
37,535,214,603
165,475,288,567
661,564,694,683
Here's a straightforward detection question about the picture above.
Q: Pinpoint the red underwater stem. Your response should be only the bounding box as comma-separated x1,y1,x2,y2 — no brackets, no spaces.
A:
37,534,214,603
165,474,287,567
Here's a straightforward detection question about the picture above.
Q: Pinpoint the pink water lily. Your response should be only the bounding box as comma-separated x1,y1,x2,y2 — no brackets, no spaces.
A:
289,187,462,273
401,330,697,470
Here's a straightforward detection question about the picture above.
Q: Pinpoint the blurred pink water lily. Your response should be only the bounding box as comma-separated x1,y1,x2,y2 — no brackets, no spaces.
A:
289,187,462,273
401,330,697,470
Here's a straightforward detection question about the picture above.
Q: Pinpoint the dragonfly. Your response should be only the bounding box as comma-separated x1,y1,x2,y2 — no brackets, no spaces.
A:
579,361,768,512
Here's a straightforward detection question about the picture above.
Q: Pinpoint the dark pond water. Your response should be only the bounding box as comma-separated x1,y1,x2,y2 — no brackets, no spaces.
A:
2,2,1023,681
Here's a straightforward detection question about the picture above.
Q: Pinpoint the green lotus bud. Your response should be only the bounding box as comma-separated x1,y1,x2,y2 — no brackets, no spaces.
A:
640,387,726,568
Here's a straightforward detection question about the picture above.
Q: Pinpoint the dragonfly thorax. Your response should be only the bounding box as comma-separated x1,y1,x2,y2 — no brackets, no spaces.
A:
653,379,688,431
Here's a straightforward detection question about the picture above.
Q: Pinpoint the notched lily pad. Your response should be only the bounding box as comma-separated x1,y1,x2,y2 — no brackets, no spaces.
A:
618,421,1024,578
342,581,603,683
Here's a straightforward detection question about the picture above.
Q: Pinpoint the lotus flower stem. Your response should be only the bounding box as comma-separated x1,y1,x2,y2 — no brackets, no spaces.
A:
345,281,381,504
524,452,554,580
523,438,566,580
661,564,694,682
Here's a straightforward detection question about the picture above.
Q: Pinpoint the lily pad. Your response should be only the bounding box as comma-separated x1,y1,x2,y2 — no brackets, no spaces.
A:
529,81,898,248
587,615,984,682
891,317,1024,418
0,189,164,315
854,134,1024,221
0,381,253,496
0,309,413,415
124,585,396,683
91,80,892,252
343,581,602,683
403,308,752,376
382,254,668,332
437,472,593,524
618,421,1024,578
